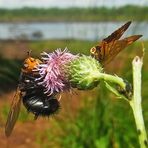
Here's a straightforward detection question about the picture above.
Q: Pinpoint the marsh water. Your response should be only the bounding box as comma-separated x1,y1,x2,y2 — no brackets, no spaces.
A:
0,22,147,40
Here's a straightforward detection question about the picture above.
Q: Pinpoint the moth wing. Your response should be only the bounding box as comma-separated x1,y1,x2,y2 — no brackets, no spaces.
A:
5,88,22,137
103,21,131,43
101,35,142,65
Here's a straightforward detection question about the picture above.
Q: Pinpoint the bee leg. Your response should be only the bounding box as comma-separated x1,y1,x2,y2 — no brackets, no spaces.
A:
34,114,39,120
58,95,62,101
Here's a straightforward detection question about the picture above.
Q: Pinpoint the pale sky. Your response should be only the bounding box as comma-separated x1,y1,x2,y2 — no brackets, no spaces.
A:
0,0,147,9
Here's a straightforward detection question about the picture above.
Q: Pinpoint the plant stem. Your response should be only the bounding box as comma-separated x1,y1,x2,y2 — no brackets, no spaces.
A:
99,73,126,90
129,56,148,148
103,56,147,147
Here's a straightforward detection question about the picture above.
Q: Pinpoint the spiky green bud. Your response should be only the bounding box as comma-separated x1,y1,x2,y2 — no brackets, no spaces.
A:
69,55,103,90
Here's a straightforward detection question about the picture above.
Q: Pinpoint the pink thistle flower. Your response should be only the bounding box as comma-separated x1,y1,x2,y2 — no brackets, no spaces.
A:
36,48,77,96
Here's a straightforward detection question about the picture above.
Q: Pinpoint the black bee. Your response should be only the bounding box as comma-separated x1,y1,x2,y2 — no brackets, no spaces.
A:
5,56,60,137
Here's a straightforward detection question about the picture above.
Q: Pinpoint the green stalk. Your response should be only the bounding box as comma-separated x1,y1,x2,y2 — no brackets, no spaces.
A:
98,73,126,90
129,56,148,148
102,56,147,147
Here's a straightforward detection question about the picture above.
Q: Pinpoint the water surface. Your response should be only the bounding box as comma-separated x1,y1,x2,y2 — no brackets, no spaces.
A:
0,22,147,40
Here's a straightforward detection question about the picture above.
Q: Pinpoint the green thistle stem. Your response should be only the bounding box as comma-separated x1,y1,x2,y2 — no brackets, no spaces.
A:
98,73,126,90
129,56,148,148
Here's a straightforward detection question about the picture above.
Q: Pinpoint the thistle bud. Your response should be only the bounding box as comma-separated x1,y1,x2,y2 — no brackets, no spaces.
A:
68,55,103,90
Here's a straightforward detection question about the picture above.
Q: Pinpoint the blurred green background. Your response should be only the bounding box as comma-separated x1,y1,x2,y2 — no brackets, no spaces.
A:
0,1,147,148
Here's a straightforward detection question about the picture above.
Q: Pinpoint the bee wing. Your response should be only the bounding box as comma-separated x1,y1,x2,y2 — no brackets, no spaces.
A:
5,88,22,137
101,35,142,65
103,21,131,43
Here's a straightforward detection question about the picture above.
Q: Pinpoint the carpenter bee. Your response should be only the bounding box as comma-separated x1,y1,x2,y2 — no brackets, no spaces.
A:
90,21,142,65
5,54,60,137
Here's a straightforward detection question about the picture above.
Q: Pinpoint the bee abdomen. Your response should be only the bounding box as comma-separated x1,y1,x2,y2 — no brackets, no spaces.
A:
21,73,60,117
23,95,60,117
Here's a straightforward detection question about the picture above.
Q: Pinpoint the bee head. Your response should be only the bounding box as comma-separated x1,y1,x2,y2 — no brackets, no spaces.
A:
22,57,41,73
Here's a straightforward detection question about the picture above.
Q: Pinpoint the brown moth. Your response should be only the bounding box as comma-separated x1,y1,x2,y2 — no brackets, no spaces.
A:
90,21,142,65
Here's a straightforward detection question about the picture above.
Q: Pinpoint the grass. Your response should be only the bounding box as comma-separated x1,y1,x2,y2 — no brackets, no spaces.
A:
29,39,93,56
0,5,148,22
0,58,22,93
